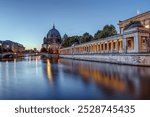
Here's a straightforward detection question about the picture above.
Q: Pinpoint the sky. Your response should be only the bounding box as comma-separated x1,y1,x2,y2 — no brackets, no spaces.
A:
0,0,149,50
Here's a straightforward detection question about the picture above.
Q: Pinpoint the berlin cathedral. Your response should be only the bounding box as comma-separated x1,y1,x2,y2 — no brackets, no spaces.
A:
42,25,62,54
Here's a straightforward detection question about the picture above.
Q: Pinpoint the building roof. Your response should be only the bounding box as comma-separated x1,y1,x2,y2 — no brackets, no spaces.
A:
124,21,143,30
47,25,61,37
119,11,150,25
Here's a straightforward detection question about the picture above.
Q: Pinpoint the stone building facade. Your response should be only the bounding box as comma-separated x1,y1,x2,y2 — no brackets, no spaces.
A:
42,25,61,54
60,11,150,54
0,40,25,53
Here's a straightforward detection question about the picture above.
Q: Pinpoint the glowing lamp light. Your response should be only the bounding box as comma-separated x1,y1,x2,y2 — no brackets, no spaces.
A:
145,25,149,29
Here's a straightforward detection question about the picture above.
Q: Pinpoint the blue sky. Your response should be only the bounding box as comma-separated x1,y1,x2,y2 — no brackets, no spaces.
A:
0,0,149,49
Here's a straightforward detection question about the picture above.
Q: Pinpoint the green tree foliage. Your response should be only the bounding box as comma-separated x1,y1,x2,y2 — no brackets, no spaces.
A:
94,30,103,40
80,32,93,43
61,36,80,47
61,24,117,48
94,24,117,39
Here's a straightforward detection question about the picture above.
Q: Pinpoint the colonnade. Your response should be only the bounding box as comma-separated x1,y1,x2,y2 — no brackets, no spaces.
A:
60,39,123,54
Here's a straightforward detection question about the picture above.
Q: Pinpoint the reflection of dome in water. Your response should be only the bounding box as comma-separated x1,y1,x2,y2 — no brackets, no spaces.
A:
47,25,61,38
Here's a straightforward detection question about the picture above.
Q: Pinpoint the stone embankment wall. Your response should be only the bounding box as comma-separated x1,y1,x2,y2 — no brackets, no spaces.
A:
41,53,59,58
60,54,150,66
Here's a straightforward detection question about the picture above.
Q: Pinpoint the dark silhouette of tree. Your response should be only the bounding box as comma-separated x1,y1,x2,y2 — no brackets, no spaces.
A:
94,24,117,39
61,24,117,48
94,30,103,40
61,36,80,47
80,32,93,43
40,48,47,53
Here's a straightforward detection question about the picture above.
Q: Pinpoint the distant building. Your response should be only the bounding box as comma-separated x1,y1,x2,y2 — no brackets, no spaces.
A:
62,33,68,40
42,25,62,54
0,40,25,52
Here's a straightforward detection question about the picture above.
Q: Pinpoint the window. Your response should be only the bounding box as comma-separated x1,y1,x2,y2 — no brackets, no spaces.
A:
144,20,150,29
127,37,134,50
141,36,146,50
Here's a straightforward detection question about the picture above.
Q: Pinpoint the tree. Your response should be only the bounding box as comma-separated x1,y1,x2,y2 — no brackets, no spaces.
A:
61,36,80,47
61,25,117,48
68,36,80,46
94,24,117,39
61,38,70,47
80,32,93,43
103,25,117,37
40,48,47,53
94,30,103,40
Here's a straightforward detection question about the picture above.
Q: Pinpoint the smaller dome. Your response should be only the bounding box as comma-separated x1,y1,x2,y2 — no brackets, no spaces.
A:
63,33,68,40
47,25,61,37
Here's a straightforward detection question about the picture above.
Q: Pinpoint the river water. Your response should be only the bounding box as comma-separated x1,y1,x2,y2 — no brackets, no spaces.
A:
0,56,150,100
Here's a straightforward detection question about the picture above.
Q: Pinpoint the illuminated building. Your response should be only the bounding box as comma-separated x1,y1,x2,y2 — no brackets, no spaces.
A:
60,11,150,54
42,25,62,54
0,40,25,53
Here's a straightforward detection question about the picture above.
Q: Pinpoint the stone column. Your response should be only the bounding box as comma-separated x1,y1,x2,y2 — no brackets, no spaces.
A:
116,40,119,53
107,42,109,53
97,44,99,52
95,44,97,53
100,43,102,53
111,41,113,52
92,45,94,53
123,37,127,53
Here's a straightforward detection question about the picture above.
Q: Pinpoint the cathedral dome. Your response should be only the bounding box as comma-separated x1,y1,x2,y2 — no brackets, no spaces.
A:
47,25,61,38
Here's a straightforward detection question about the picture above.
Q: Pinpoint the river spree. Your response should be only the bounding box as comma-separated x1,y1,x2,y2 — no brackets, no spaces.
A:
0,56,150,100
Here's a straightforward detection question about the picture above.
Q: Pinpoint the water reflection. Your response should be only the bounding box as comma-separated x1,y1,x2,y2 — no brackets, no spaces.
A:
60,59,150,99
6,61,9,79
14,59,16,78
47,59,52,81
0,56,150,99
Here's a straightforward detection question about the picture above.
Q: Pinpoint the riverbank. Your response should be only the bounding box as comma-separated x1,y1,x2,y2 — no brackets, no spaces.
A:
41,53,59,58
60,54,150,66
